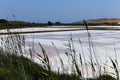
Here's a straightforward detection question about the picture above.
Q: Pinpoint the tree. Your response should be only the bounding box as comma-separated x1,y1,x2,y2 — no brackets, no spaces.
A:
48,21,53,26
0,19,8,23
55,21,61,25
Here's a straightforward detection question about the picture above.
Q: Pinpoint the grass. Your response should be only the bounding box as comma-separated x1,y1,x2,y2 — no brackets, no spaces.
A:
0,20,118,80
0,45,116,80
0,50,81,80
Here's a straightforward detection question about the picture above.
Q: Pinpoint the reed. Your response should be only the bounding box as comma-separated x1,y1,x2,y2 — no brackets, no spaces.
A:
0,20,118,80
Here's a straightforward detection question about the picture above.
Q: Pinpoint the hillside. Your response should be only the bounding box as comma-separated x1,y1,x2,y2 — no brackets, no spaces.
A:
73,18,120,25
0,19,43,29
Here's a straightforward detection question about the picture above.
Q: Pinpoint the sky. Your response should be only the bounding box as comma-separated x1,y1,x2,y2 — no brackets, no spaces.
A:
0,0,120,23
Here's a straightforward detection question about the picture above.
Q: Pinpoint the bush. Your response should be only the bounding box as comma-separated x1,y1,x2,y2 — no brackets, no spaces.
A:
55,21,62,25
0,19,8,23
48,21,53,26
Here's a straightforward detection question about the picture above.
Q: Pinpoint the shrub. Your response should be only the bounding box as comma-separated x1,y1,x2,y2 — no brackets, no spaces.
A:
0,19,8,23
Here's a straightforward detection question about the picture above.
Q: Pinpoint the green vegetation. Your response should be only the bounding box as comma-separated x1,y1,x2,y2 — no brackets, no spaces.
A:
0,52,82,80
0,19,42,29
0,19,8,23
0,44,116,80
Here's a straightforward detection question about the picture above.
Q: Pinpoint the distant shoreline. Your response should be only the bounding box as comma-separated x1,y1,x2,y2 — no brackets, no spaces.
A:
1,18,120,29
0,26,120,35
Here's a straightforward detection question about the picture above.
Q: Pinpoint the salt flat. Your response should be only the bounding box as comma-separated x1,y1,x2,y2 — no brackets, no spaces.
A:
1,26,120,77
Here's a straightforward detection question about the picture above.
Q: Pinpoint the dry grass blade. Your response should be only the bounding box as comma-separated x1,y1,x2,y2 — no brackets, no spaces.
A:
110,58,119,80
38,42,51,72
52,42,64,71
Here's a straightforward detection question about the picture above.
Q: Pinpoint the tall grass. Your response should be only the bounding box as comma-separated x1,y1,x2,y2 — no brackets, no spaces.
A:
0,20,118,80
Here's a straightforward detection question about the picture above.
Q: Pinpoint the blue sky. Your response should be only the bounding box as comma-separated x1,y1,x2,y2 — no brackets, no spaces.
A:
0,0,120,23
